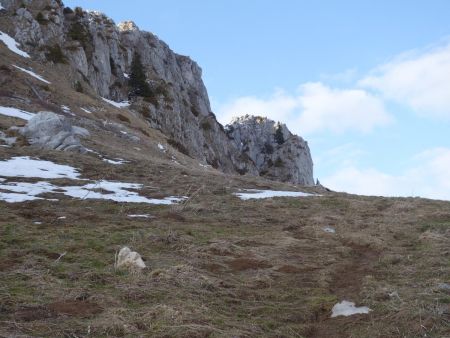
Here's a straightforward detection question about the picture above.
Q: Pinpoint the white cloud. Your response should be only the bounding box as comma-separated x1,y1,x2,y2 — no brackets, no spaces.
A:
322,147,450,200
297,82,391,134
216,83,391,136
217,89,297,127
360,42,450,118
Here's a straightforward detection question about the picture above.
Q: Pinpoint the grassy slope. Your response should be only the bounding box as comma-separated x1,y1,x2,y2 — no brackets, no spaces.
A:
0,145,449,337
0,41,449,338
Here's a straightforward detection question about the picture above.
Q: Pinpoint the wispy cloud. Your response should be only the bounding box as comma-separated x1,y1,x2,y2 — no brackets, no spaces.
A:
217,83,391,136
359,42,450,118
322,147,450,200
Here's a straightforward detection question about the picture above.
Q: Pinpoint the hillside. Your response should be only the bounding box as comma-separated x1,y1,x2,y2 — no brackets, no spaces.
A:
0,1,449,338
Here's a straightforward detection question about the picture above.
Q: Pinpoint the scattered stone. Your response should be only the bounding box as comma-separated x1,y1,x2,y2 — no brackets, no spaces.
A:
17,112,89,153
323,226,336,234
438,283,450,294
116,246,146,271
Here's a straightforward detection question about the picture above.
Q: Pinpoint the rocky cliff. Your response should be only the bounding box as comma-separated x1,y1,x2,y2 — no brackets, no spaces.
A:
0,0,314,185
226,115,314,185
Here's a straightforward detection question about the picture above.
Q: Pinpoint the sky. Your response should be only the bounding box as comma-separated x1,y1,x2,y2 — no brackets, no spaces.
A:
64,0,450,200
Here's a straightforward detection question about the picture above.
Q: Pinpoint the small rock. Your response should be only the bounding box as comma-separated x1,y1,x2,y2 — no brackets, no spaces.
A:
116,247,146,271
438,283,450,294
323,226,336,234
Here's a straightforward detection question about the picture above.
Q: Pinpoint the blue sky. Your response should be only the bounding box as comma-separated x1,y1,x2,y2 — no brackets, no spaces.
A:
65,0,450,200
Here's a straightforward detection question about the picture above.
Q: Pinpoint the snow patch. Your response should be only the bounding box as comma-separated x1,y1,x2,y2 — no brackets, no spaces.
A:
0,3,4,10
101,97,130,108
103,158,128,165
127,214,153,219
0,157,186,204
331,301,371,318
0,106,34,120
158,143,166,151
234,189,317,200
0,31,30,57
80,108,92,114
323,226,336,234
0,179,186,204
0,156,80,179
123,73,129,79
13,65,50,84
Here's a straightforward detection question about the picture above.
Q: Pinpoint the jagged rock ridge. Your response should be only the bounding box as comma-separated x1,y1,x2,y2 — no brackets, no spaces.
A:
226,115,314,185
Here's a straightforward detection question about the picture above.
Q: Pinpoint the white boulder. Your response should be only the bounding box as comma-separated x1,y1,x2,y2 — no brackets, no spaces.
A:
116,247,146,271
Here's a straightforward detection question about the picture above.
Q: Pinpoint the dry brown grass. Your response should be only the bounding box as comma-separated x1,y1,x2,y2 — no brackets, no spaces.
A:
0,43,449,337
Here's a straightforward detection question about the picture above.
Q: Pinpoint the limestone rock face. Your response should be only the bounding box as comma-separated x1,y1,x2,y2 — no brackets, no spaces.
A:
226,115,314,185
2,0,313,183
18,112,89,153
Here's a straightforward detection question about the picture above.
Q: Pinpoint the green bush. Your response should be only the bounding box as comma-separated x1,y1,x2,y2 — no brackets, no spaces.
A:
63,7,74,15
274,126,285,145
129,52,152,97
68,22,91,49
45,45,66,64
36,12,48,24
74,81,83,93
200,120,211,131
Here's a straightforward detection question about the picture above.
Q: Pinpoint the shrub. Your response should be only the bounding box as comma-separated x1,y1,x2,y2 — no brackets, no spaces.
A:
36,12,48,24
74,6,83,17
68,21,91,48
117,114,130,123
200,120,211,131
190,105,200,117
167,138,190,156
45,45,66,63
274,125,285,145
63,7,74,14
263,143,274,154
274,157,284,167
143,94,159,108
129,52,151,97
74,81,83,93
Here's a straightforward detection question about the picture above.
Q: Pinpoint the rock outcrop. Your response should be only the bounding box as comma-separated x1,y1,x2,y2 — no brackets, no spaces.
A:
18,112,89,153
0,0,313,184
226,115,314,185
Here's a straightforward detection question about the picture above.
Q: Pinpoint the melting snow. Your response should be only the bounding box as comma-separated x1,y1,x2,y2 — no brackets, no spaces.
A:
323,226,336,234
0,106,34,120
101,97,130,108
13,65,50,84
123,73,130,79
331,301,371,318
0,3,4,10
81,107,92,114
0,156,81,179
103,158,128,165
0,31,30,57
158,143,166,151
0,157,186,204
234,189,316,200
127,214,153,218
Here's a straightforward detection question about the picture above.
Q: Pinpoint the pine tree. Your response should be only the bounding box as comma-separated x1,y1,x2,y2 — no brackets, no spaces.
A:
129,52,151,97
274,125,285,145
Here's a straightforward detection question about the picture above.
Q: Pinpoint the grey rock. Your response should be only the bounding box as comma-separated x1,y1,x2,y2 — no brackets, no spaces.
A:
5,0,313,183
18,111,89,153
226,115,314,185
